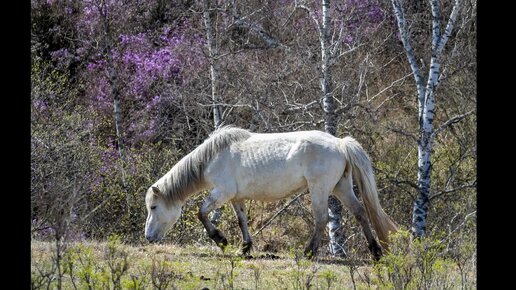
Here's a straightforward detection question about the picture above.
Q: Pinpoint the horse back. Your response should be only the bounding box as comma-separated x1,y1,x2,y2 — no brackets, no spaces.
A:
204,131,345,201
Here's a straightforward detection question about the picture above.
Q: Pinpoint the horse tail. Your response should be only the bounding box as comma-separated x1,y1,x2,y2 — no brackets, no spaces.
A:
339,137,398,248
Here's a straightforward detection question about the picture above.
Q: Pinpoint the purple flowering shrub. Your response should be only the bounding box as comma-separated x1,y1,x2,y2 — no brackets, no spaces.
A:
84,24,205,147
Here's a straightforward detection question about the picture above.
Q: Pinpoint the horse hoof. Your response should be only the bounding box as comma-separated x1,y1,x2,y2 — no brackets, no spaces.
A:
369,242,383,261
373,250,382,261
210,230,228,250
240,242,252,256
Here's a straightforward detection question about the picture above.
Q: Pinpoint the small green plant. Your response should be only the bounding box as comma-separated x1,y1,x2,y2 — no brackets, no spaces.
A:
31,257,56,290
246,263,262,290
373,230,415,289
71,244,103,290
63,246,80,289
319,268,338,290
289,249,319,290
150,255,178,290
447,226,477,290
372,229,465,290
431,257,456,290
105,234,130,290
220,247,243,290
346,248,361,290
121,274,148,290
413,233,446,289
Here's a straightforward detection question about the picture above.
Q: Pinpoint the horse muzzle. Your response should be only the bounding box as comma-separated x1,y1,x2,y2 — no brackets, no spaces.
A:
145,235,155,242
145,229,162,242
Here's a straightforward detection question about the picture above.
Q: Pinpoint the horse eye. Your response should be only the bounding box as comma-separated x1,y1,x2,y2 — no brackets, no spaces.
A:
150,205,157,210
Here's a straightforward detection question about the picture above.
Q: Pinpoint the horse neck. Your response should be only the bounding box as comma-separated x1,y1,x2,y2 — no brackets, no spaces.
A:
159,166,210,205
180,177,210,201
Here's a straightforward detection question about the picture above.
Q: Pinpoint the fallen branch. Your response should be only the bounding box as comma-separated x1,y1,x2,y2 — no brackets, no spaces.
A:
252,191,307,237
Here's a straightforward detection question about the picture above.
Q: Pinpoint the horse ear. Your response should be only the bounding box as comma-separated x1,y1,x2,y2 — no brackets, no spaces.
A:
152,186,162,195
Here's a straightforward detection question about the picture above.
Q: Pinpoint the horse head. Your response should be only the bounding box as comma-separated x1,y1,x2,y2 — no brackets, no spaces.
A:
144,186,182,242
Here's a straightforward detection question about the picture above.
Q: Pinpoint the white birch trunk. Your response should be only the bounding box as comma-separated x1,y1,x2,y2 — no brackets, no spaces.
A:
109,64,124,159
99,1,124,160
203,0,223,224
317,0,346,257
320,0,336,136
392,0,460,237
202,0,222,128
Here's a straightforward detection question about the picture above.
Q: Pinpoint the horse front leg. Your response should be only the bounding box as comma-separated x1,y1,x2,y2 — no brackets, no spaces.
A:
198,189,230,251
231,200,253,256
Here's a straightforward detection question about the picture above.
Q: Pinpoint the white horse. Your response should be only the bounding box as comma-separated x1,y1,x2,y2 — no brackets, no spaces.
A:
144,126,398,260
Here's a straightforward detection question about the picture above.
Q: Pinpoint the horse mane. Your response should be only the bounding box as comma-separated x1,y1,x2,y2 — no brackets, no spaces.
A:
157,126,251,204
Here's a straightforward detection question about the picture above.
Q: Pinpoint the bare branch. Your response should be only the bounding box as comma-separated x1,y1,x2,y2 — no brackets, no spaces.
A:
294,1,321,35
230,15,287,50
440,210,476,244
430,179,477,200
387,126,418,143
374,93,401,112
373,166,418,201
332,42,366,62
368,72,412,103
432,110,475,138
196,102,254,110
285,100,319,112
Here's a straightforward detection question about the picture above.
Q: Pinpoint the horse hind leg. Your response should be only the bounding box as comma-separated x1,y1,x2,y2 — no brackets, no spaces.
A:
333,173,382,260
304,184,330,259
231,200,253,256
198,188,232,251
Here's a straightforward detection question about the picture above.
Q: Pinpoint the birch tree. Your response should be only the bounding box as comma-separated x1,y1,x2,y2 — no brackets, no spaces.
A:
94,1,130,217
96,0,124,160
201,0,225,225
319,0,344,258
391,0,462,237
203,0,290,225
295,0,346,257
202,0,223,129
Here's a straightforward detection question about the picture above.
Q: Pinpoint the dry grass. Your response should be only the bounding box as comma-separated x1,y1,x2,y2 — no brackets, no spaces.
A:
32,235,475,289
31,240,367,289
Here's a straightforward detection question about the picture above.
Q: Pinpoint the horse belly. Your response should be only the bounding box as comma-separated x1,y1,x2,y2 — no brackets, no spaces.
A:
235,160,308,202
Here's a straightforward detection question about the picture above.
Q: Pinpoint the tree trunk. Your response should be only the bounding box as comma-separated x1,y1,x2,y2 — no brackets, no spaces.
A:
203,0,223,224
109,62,124,158
320,0,336,136
100,1,124,159
203,0,222,128
392,0,461,237
99,1,128,219
318,0,346,257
